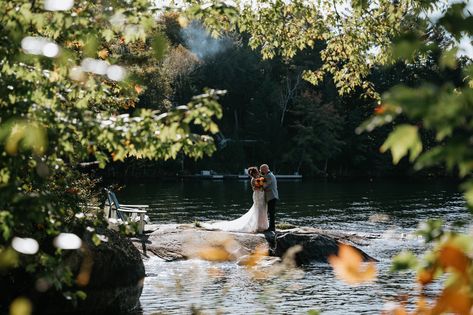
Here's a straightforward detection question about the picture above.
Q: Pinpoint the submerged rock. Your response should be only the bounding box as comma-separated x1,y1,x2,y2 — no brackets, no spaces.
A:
132,224,376,264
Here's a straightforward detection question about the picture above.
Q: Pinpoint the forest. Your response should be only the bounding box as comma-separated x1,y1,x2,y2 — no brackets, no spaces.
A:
103,13,468,178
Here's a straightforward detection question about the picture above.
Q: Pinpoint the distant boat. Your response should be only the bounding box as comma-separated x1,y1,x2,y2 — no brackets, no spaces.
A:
180,170,224,180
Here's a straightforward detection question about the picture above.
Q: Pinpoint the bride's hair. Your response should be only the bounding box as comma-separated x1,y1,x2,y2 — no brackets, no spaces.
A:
247,166,259,178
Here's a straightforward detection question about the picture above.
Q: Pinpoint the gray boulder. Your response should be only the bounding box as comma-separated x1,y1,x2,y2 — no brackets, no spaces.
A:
132,224,376,264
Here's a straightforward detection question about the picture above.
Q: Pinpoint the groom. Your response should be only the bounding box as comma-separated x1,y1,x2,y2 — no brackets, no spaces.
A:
260,164,279,232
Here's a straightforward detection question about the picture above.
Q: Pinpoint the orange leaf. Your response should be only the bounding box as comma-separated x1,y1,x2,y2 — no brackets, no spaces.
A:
328,244,377,285
134,85,143,94
374,105,386,115
417,268,435,286
415,295,431,315
432,285,472,315
198,246,232,262
98,49,109,59
381,303,408,315
240,244,268,267
438,244,470,274
392,306,408,315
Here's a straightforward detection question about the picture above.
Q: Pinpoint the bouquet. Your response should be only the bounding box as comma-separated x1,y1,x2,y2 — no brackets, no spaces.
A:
254,177,266,189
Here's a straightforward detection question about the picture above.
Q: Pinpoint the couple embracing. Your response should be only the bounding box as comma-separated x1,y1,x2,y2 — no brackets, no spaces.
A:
204,164,279,234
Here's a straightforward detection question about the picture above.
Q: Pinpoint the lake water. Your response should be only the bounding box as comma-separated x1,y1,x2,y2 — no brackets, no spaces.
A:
119,179,469,315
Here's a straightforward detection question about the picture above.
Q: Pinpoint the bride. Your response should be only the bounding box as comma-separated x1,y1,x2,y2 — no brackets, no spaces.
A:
203,167,269,233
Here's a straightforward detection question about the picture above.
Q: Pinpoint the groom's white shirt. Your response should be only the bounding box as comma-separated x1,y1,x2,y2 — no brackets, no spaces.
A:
263,171,279,202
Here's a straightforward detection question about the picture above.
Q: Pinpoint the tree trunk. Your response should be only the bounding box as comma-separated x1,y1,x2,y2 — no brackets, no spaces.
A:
234,109,239,135
296,152,304,174
279,71,302,126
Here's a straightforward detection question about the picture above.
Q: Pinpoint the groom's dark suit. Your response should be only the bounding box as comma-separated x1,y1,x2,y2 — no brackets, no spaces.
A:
263,171,279,232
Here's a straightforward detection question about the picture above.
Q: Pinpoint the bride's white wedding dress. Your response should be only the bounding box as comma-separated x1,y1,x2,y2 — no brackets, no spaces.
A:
203,189,269,233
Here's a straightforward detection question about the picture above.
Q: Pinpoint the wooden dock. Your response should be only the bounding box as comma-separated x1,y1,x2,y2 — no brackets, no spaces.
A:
180,173,302,180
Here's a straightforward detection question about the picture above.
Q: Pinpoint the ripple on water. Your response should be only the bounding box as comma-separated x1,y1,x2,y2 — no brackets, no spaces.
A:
117,179,465,314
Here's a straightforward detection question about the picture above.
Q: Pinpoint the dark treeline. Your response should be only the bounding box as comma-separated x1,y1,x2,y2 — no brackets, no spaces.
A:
104,15,463,179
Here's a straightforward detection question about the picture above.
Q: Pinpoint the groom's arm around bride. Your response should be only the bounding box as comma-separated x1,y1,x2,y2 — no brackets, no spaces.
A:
260,164,279,232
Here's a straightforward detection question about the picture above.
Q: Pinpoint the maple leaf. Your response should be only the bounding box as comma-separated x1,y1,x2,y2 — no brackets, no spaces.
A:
328,244,377,285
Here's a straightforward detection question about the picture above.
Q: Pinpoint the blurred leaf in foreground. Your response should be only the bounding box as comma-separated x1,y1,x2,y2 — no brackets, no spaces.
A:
328,244,377,285
9,297,32,315
380,124,422,165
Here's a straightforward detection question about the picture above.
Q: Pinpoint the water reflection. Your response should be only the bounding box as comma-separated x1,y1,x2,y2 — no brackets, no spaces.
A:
119,179,467,314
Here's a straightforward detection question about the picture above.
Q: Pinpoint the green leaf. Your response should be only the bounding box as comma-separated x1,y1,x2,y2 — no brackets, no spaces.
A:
84,34,99,58
76,290,87,300
380,125,423,164
95,152,109,169
102,29,115,42
209,122,219,134
151,33,169,60
391,251,418,272
439,48,458,70
91,233,102,246
0,247,18,269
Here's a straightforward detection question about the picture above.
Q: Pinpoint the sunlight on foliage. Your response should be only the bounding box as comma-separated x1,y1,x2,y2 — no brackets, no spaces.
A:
0,0,225,309
328,244,377,285
0,120,47,156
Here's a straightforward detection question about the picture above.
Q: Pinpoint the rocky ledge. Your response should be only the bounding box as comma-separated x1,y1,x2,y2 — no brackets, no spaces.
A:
1,228,145,315
131,224,376,265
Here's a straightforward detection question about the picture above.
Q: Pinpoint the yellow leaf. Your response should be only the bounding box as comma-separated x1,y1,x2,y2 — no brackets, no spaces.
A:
98,49,109,59
5,124,26,155
9,297,32,315
328,244,377,285
177,16,189,28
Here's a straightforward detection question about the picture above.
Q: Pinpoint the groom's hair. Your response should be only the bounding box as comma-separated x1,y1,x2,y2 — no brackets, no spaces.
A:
260,164,269,170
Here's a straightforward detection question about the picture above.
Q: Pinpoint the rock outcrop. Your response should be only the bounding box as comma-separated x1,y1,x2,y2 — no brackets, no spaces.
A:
1,228,145,315
68,228,145,314
132,224,376,264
